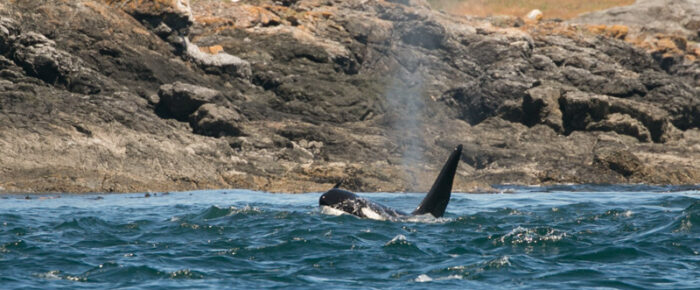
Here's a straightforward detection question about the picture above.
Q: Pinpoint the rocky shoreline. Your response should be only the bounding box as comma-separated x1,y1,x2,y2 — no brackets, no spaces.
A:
0,0,698,193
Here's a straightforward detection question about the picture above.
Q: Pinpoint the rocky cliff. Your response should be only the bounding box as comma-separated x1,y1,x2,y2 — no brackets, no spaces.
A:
0,0,698,193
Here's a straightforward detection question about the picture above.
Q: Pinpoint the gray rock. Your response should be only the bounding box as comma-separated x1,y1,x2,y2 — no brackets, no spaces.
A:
184,37,251,80
530,54,557,71
9,31,114,94
0,0,699,193
342,16,393,44
157,82,222,120
399,19,447,49
572,0,700,41
560,91,680,142
587,113,652,142
189,103,244,137
594,148,645,177
0,17,19,52
522,85,564,132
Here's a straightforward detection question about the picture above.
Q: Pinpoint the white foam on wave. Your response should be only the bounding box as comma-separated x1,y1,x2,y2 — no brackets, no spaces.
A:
227,205,262,215
384,234,414,247
500,226,566,244
387,234,407,244
415,273,462,282
36,270,61,280
487,255,512,268
35,270,85,282
404,213,452,224
415,274,433,282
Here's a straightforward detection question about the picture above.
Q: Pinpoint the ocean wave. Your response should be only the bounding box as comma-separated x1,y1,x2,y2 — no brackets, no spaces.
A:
75,262,205,282
561,246,649,262
55,216,112,230
674,201,700,233
3,189,699,288
189,205,264,221
382,234,426,256
494,226,568,246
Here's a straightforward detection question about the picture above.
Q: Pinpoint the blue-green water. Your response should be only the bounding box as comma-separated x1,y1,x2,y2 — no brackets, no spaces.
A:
1,185,699,289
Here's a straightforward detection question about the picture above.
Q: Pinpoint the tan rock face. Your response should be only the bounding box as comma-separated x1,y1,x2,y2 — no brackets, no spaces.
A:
585,24,629,39
104,0,193,19
571,0,700,81
0,0,698,193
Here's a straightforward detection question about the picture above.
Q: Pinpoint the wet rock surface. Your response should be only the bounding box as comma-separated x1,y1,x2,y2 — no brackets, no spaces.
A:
0,0,698,193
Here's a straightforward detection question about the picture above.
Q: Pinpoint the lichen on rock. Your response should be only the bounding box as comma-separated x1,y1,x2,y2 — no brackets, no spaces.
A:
0,0,698,193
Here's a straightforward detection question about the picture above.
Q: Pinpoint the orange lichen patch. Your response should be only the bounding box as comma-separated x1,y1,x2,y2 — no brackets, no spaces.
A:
585,24,628,39
84,1,118,19
526,21,632,43
692,46,700,57
262,4,292,16
607,25,629,39
527,20,698,66
198,44,224,55
195,16,234,27
232,5,282,28
213,25,238,34
430,0,635,19
308,11,334,19
526,21,582,39
586,24,607,34
131,27,151,35
264,4,335,22
656,37,679,52
261,5,305,26
627,34,690,58
669,35,687,51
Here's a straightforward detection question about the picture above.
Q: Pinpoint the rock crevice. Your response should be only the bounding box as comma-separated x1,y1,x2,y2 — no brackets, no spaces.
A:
0,0,698,193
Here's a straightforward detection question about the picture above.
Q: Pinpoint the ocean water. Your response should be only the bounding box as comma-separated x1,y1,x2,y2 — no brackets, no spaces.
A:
1,185,699,289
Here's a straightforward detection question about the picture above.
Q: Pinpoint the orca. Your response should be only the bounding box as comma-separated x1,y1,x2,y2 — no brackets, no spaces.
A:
319,144,463,219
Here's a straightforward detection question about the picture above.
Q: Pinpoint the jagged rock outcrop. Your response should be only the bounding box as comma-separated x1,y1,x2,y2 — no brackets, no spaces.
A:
1,20,119,94
571,0,700,90
573,0,700,41
0,0,698,193
157,81,223,120
190,103,244,137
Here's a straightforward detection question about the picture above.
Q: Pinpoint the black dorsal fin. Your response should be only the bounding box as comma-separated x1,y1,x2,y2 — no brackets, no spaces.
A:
333,180,343,189
411,144,462,217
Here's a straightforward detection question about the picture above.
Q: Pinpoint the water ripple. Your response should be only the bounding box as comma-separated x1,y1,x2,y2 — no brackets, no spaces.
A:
0,188,698,288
